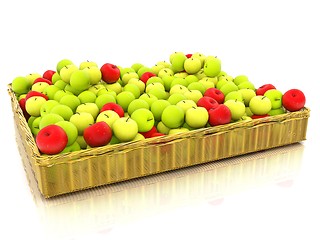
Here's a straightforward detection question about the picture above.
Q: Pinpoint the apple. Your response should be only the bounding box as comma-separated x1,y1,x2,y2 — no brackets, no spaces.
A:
96,110,120,128
151,64,165,75
128,78,145,94
268,107,285,116
70,69,91,91
50,104,74,121
56,59,74,74
147,88,168,100
31,116,42,135
183,89,203,103
233,75,249,85
224,99,246,121
76,135,87,149
60,64,78,83
157,121,171,134
139,125,157,138
161,105,185,128
185,106,209,128
255,84,276,95
203,57,221,77
176,99,197,113
139,93,158,106
219,82,238,96
97,87,116,97
264,89,283,109
51,72,61,84
150,99,171,121
131,62,144,72
167,93,187,105
122,72,139,85
100,102,125,117
170,77,188,88
83,66,102,85
208,104,232,126
224,91,243,103
249,96,272,115
170,52,187,72
168,127,190,135
25,73,42,85
64,83,82,96
197,96,219,111
43,85,60,99
31,82,49,93
76,103,99,119
104,81,122,94
137,66,154,78
238,88,256,106
54,79,68,90
251,114,270,119
59,94,81,113
184,57,202,74
78,90,97,104
116,91,136,112
157,68,174,78
55,120,78,146
169,84,188,95
203,88,224,104
25,90,49,101
127,99,150,116
140,71,156,84
282,89,306,112
38,113,63,130
95,93,116,110
123,83,141,98
132,133,146,141
191,52,206,67
79,60,98,70
61,141,81,153
33,77,52,85
112,117,139,142
36,125,68,155
237,81,255,91
18,97,30,120
11,76,31,95
131,108,155,132
88,84,105,95
83,122,112,147
69,112,95,135
100,63,120,83
187,81,206,95
25,96,47,117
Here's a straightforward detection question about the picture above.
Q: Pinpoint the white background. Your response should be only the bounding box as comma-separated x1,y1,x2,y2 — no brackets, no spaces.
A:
1,0,319,239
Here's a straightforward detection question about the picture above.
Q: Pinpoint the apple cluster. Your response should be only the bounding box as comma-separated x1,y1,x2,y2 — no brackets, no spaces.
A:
10,52,306,155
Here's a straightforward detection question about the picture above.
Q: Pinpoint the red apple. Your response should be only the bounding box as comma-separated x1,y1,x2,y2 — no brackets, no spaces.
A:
140,72,156,84
19,98,31,121
36,125,68,154
140,126,158,138
43,70,56,81
33,77,52,85
197,96,219,111
25,90,49,101
100,63,120,83
255,84,276,95
251,114,270,119
151,132,166,137
185,53,193,58
204,88,225,104
83,122,112,147
208,104,232,126
282,89,306,112
100,102,125,117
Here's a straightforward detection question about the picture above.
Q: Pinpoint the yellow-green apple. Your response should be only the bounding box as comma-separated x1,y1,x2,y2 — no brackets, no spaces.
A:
56,59,73,74
184,57,202,74
128,78,145,94
123,83,141,98
170,52,187,72
83,66,102,85
11,76,31,95
249,96,272,115
122,72,139,85
60,64,78,83
69,112,94,135
79,60,98,70
185,106,209,128
150,99,171,121
131,108,155,132
167,93,187,105
176,99,197,113
39,113,64,129
183,89,203,103
224,99,246,120
32,82,49,93
161,105,185,128
70,69,91,92
112,117,139,142
59,94,81,113
238,88,256,106
169,84,188,95
50,104,74,121
55,120,78,146
187,82,206,95
95,93,116,110
96,110,120,128
78,90,97,103
233,75,249,85
203,57,221,77
25,96,47,117
264,89,283,109
139,93,158,106
127,99,150,116
116,91,136,112
76,103,99,119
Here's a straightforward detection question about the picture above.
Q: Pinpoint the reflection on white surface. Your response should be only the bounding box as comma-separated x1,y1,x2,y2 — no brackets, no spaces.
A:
21,143,304,239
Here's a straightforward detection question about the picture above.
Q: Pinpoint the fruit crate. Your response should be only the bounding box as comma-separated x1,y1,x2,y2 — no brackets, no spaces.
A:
8,84,310,198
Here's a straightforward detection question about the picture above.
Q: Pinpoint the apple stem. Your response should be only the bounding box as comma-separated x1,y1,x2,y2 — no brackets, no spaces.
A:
126,117,130,122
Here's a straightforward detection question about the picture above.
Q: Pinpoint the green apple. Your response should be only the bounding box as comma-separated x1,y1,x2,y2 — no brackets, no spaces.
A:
53,89,72,102
95,93,116,110
54,79,68,90
268,107,285,116
96,110,120,128
195,69,206,80
148,88,168,100
60,64,78,83
11,76,31,95
151,64,165,75
79,60,98,70
127,99,150,116
150,99,171,121
97,88,117,97
59,94,81,113
31,116,42,135
238,88,256,106
192,52,206,67
176,99,197,113
170,77,188,88
116,91,136,112
56,59,74,74
233,75,249,85
224,99,246,121
70,112,95,135
224,91,244,103
131,63,144,73
157,121,170,134
156,61,171,68
39,113,64,129
83,66,102,85
162,75,175,91
113,117,139,142
50,104,74,121
88,84,105,95
61,141,81,153
123,83,141,98
78,90,97,103
132,133,146,141
185,106,208,128
264,89,283,109
184,57,202,74
245,107,253,117
137,66,154,78
237,81,255,90
183,89,203,103
185,75,199,85
249,96,272,115
70,69,91,91
158,68,174,78
169,84,188,95
161,105,185,128
76,103,99,119
198,79,215,90
139,93,158,106
32,82,49,93
169,127,190,135
187,81,206,95
25,73,42,85
219,82,238,96
131,108,155,132
43,85,60,99
25,96,47,117
203,57,221,77
122,72,139,85
216,77,229,89
120,67,135,78
108,135,120,145
51,72,61,84
167,93,187,105
128,78,145,94
76,135,87,149
170,52,187,72
146,76,164,86
64,83,84,96
105,81,122,94
40,100,60,116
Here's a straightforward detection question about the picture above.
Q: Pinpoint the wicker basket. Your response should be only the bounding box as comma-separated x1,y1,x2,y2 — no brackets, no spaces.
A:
8,84,310,198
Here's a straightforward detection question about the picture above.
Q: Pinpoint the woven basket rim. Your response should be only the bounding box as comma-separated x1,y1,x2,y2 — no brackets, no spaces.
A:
7,83,311,167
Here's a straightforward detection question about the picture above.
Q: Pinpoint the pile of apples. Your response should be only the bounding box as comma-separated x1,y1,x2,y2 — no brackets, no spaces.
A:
10,52,306,155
